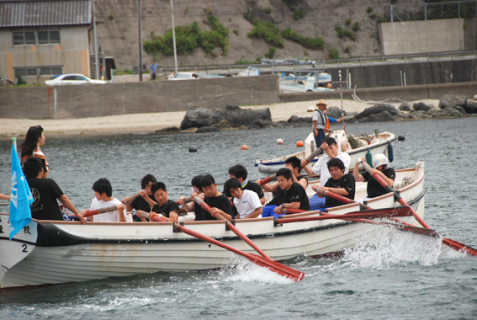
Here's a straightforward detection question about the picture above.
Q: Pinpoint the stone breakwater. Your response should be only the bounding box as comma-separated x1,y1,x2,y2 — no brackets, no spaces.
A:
171,95,476,134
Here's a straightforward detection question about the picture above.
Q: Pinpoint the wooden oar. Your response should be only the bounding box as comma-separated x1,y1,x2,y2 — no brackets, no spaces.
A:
358,160,477,256
259,132,331,186
278,208,438,237
175,197,192,205
83,205,119,217
173,223,304,282
194,196,272,260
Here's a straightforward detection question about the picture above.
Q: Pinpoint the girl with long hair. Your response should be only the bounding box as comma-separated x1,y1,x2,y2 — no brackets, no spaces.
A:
20,125,49,178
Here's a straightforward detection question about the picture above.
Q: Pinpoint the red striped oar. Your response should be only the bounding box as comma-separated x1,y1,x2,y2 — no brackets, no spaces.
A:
175,197,192,205
277,208,438,237
83,193,139,218
359,160,477,256
194,196,271,260
259,133,331,185
173,223,304,282
83,205,119,217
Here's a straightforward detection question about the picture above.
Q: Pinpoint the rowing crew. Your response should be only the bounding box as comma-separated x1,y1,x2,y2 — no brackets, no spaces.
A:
21,136,395,224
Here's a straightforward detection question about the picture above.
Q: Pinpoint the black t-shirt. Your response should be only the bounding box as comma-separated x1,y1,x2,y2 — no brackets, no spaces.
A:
324,173,356,207
151,199,180,218
283,182,310,210
28,178,64,220
269,188,286,206
362,168,396,198
195,194,234,221
297,175,308,187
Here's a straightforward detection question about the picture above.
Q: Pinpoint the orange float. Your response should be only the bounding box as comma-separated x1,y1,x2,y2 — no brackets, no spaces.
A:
296,141,304,147
241,145,249,150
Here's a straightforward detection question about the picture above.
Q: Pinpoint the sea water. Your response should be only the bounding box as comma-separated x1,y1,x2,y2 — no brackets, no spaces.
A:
0,117,476,319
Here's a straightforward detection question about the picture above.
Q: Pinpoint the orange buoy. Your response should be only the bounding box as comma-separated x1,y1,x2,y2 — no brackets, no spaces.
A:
241,145,249,150
277,138,284,145
296,141,304,147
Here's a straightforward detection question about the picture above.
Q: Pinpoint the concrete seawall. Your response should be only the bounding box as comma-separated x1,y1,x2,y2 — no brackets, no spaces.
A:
1,75,477,119
279,81,477,103
0,75,280,119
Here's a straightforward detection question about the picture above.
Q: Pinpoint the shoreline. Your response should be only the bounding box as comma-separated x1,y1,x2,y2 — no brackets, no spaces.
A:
0,99,440,139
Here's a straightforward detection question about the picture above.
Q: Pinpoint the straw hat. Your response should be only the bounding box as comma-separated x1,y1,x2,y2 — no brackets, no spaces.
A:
316,99,327,107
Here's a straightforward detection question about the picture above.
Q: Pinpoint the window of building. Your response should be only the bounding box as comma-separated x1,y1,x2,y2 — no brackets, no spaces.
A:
13,30,60,46
15,66,63,77
13,31,36,45
38,31,60,44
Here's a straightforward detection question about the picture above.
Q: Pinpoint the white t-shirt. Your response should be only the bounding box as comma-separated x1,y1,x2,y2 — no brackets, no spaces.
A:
90,197,125,222
233,189,262,219
312,109,326,129
311,152,351,187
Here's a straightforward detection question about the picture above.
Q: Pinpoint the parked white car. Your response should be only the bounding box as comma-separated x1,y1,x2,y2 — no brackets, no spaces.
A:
45,74,107,86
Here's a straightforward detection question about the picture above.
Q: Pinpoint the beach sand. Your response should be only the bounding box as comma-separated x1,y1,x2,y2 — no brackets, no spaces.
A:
0,99,439,138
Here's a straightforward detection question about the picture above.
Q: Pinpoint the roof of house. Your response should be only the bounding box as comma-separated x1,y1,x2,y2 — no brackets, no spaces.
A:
0,0,92,28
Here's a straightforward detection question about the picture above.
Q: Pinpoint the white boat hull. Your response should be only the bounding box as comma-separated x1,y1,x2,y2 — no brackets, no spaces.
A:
0,163,425,289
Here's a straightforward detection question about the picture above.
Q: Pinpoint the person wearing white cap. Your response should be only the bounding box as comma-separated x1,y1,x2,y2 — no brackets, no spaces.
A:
312,99,327,149
353,153,395,201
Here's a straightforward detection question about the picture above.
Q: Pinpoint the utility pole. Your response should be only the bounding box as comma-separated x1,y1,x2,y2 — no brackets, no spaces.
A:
92,0,99,79
171,0,178,74
138,0,143,81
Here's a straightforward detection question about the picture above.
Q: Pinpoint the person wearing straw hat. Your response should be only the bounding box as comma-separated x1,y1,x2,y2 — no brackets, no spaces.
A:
312,99,327,150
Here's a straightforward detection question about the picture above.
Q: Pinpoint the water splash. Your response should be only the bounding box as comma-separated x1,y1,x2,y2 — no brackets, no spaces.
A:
218,255,295,285
339,226,443,270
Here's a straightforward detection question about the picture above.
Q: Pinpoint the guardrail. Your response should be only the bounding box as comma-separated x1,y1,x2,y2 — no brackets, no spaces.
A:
155,50,477,75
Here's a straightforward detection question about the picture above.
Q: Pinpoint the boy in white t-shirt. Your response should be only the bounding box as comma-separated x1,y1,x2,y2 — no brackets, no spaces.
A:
83,178,126,222
225,178,262,219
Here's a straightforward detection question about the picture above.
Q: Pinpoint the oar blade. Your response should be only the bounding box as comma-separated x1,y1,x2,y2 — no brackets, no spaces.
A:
246,253,305,282
442,238,477,257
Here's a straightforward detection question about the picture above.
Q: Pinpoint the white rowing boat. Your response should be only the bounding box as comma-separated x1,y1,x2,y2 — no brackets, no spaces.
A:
0,161,425,289
255,130,396,176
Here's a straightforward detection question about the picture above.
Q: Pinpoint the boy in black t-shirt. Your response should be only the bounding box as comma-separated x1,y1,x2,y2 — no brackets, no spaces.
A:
23,157,85,223
273,168,310,217
195,174,233,222
123,174,157,222
312,158,355,209
139,182,180,222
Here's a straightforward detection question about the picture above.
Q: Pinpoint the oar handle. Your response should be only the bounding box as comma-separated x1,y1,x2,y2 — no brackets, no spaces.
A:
123,192,140,204
83,205,118,217
194,196,225,220
360,160,431,229
138,210,167,222
176,197,192,205
302,132,332,167
259,174,276,186
282,208,307,214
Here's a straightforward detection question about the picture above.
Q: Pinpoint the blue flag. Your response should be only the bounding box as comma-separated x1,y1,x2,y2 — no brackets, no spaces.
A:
9,139,33,240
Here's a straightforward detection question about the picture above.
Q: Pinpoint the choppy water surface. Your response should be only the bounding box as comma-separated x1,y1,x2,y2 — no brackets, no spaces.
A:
0,118,476,319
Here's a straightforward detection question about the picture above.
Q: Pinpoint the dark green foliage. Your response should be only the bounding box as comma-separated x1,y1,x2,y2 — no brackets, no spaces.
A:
143,15,229,57
16,76,26,85
235,58,261,65
293,9,305,20
328,48,339,59
370,13,377,19
264,7,272,14
281,28,324,49
344,45,352,54
345,18,351,26
335,25,356,40
265,47,276,59
244,10,284,48
233,29,239,35
366,7,373,13
282,0,306,20
352,22,360,31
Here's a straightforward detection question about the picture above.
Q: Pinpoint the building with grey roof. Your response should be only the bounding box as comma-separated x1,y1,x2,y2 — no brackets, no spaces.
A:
0,0,93,84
